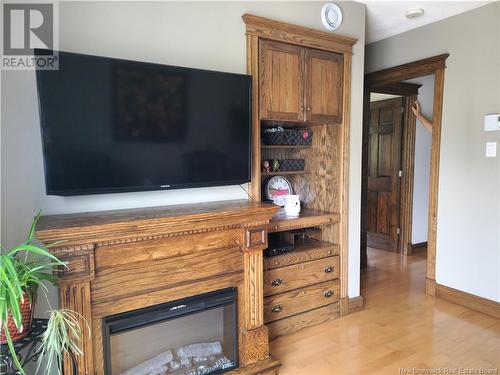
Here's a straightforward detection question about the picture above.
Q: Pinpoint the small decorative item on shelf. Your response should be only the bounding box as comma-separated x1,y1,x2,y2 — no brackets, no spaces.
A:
280,159,305,172
272,159,280,172
262,127,313,146
262,159,305,174
264,175,293,206
284,195,301,217
261,160,271,173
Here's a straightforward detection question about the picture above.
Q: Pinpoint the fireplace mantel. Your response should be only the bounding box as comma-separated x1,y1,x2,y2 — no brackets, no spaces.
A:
37,200,281,375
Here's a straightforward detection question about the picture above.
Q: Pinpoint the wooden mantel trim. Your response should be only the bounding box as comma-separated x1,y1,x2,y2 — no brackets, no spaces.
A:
37,200,279,246
242,13,357,54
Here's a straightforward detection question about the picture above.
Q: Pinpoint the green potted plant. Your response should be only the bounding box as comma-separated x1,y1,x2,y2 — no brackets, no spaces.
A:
1,213,89,375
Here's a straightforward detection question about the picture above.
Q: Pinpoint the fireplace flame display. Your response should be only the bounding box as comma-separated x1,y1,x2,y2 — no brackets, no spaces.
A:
121,342,233,375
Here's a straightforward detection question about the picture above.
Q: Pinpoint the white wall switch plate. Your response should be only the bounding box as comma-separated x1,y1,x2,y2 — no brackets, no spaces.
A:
486,142,497,158
484,114,500,131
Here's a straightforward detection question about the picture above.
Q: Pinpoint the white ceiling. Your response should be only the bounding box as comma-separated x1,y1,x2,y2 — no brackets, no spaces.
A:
360,1,492,44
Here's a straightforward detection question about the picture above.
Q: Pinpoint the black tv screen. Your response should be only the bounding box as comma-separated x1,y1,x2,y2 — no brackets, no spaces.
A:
35,50,251,196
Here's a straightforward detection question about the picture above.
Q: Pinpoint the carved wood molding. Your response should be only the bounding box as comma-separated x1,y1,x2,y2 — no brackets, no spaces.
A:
370,82,421,96
365,54,449,87
242,14,357,55
37,200,279,246
243,251,265,330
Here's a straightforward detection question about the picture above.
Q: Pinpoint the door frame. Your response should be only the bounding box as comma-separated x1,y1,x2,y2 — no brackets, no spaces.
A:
361,54,449,296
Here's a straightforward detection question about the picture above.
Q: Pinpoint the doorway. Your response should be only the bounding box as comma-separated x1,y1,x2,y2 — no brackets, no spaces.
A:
360,54,449,296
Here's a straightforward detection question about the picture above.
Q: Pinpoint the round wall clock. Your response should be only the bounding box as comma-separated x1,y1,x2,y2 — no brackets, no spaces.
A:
265,176,293,206
321,3,343,31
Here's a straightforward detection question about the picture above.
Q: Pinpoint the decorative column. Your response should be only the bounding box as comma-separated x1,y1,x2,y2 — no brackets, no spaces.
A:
239,226,269,366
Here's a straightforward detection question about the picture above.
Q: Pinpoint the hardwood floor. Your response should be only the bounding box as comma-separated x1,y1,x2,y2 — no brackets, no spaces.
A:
269,248,500,374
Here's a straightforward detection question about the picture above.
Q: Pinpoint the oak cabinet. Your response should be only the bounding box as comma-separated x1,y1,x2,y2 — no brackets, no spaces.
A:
259,40,343,124
259,40,305,122
304,48,343,123
244,12,356,341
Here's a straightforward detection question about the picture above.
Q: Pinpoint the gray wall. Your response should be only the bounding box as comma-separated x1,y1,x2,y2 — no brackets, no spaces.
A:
366,2,500,302
405,75,434,244
1,1,366,315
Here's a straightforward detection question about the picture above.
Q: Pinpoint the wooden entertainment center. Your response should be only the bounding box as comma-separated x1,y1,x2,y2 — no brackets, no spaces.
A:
37,201,281,375
35,14,357,375
243,14,357,337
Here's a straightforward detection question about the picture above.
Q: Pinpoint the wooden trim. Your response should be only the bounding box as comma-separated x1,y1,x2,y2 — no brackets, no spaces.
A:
363,55,449,296
426,278,436,296
36,200,277,245
360,88,370,268
399,95,418,255
371,82,421,96
426,68,446,287
348,296,364,313
436,284,500,320
247,34,261,201
365,54,449,87
340,53,352,305
242,14,357,54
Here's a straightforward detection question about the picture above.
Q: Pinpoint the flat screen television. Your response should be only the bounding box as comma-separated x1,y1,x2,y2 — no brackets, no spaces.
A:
35,50,251,196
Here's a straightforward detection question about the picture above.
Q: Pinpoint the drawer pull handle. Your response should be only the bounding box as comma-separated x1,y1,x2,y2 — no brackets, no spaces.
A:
271,305,283,313
271,278,283,287
324,290,334,298
324,265,335,273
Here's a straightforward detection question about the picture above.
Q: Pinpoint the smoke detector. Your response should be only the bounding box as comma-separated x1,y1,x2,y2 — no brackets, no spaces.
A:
406,8,424,19
321,3,343,31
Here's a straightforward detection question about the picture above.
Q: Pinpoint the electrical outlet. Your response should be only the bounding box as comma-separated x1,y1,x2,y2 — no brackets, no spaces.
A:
486,142,497,158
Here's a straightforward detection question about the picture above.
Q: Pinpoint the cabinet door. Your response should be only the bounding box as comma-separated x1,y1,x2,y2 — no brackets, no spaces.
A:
259,40,305,121
304,49,343,124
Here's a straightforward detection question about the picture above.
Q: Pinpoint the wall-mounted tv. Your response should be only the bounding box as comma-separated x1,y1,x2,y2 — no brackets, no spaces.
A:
35,50,251,196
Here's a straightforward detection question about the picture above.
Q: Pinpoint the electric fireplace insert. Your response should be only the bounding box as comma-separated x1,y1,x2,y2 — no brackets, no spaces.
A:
102,288,237,375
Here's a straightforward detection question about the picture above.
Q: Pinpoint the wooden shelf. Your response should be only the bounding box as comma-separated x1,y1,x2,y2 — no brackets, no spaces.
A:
261,145,311,149
265,238,339,270
268,208,339,233
261,171,306,177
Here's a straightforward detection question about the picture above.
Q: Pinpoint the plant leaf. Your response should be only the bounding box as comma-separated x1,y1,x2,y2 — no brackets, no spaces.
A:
3,323,26,375
7,244,65,265
26,211,42,243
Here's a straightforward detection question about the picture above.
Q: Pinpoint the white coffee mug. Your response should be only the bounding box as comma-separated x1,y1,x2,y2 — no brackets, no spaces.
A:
284,195,301,216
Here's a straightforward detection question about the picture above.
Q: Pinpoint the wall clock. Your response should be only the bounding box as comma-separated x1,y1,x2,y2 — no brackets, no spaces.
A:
321,3,343,31
265,176,293,206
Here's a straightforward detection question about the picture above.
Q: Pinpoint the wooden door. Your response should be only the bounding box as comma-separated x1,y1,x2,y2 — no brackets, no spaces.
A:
304,49,343,123
259,40,304,121
367,97,403,251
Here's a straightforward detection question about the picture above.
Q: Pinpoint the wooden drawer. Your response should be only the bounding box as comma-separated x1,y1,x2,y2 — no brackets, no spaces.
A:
264,255,339,296
267,302,340,340
264,280,340,323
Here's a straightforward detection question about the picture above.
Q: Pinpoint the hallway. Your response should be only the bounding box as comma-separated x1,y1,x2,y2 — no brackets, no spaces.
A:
270,248,500,374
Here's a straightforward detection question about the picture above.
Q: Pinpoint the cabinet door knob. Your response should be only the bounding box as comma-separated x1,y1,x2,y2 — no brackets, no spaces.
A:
324,265,334,273
271,278,283,287
307,106,311,112
324,290,334,298
271,305,283,313
300,106,304,111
